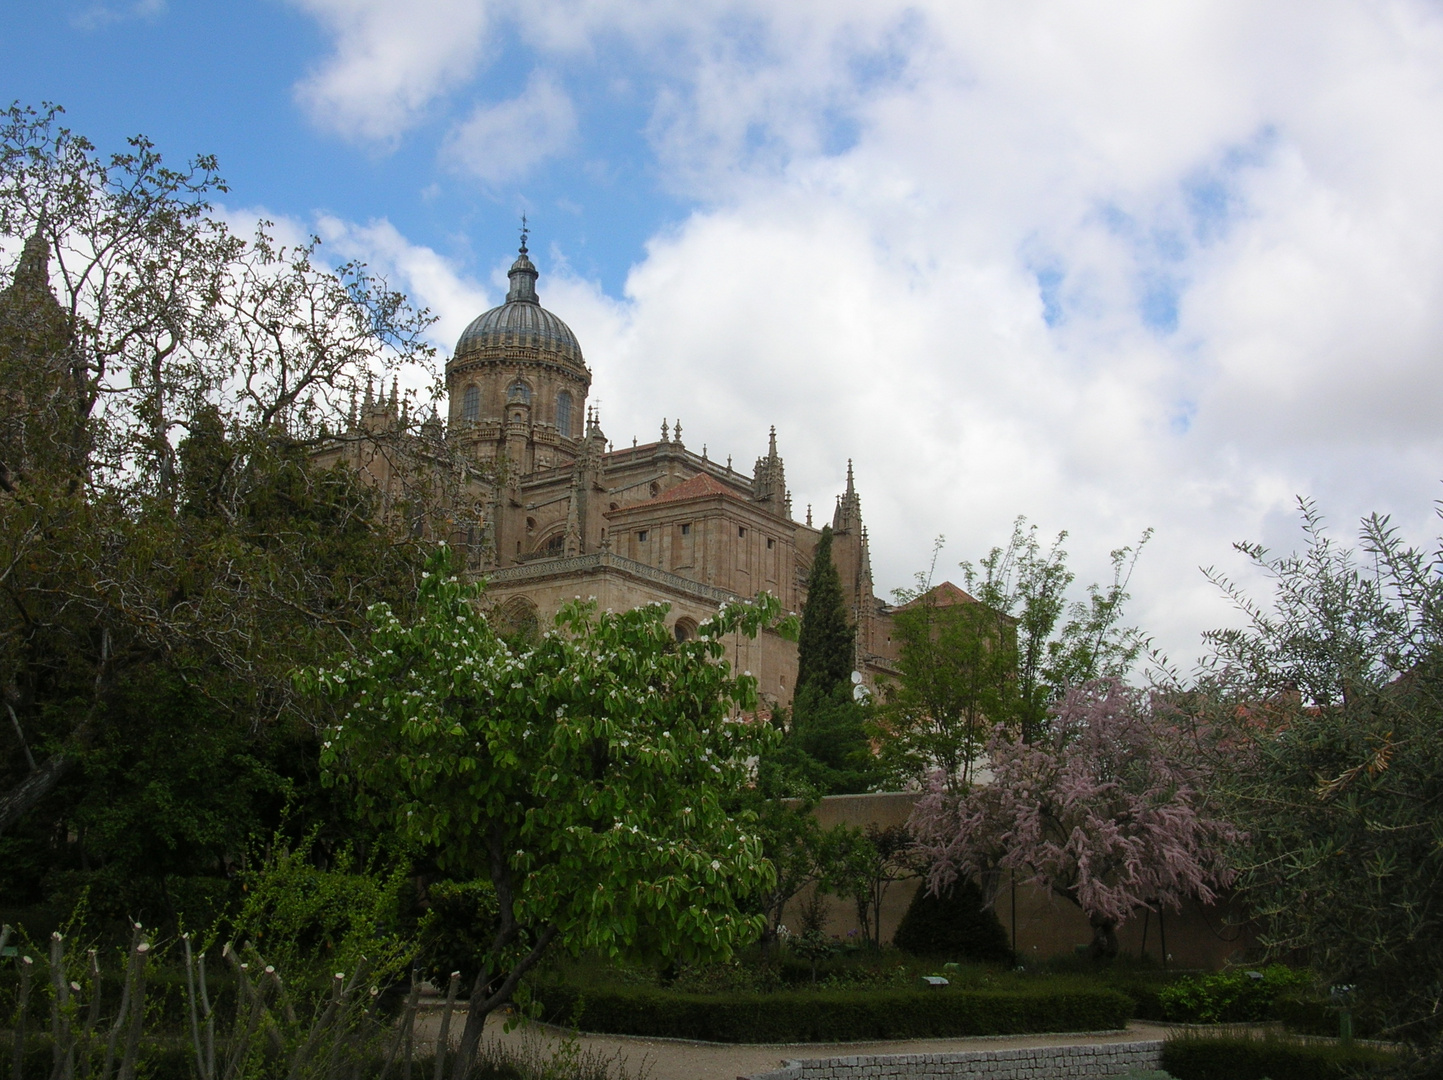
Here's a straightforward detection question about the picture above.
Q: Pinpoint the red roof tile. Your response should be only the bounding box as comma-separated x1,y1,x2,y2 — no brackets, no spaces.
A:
651,472,748,504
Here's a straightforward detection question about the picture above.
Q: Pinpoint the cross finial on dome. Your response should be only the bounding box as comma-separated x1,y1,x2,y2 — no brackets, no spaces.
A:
519,213,529,254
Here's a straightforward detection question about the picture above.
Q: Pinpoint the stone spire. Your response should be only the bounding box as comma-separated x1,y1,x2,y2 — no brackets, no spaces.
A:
833,459,861,533
752,425,787,509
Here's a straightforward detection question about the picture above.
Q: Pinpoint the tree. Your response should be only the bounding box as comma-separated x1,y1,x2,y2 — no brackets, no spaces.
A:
875,580,1012,792
298,551,786,1080
892,874,1011,963
796,526,853,695
1199,501,1443,1043
965,519,1153,742
835,823,917,947
0,104,436,916
774,524,877,794
875,524,1152,791
911,679,1238,959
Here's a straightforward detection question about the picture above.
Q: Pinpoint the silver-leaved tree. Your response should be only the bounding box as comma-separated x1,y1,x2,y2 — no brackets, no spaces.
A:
911,679,1238,959
297,549,788,1080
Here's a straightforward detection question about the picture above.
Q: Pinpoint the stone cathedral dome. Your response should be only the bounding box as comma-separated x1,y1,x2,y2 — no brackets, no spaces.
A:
454,242,585,369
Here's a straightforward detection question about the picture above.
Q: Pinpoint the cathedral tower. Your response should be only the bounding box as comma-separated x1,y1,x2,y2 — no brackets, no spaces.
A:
445,236,591,472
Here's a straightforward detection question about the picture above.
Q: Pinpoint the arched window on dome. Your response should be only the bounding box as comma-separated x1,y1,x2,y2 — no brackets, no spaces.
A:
507,379,532,404
556,390,574,437
462,383,480,423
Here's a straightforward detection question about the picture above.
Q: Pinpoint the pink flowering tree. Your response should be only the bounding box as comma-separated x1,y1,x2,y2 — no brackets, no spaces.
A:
910,679,1238,959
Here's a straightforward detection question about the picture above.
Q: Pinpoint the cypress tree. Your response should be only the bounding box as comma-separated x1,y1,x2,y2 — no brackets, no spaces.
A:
796,526,855,695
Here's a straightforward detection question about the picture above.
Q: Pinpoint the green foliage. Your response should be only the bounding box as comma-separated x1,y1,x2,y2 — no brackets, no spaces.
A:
962,518,1151,742
231,833,413,981
531,982,1132,1042
797,526,854,696
1156,965,1311,1024
832,824,917,947
0,105,433,924
875,524,1152,790
892,878,1012,963
766,683,879,795
1161,1033,1397,1080
876,587,1012,790
1200,502,1443,1043
298,549,788,1051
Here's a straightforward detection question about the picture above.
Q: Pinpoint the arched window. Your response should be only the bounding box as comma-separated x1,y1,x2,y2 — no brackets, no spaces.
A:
462,384,480,423
507,379,532,404
556,390,574,437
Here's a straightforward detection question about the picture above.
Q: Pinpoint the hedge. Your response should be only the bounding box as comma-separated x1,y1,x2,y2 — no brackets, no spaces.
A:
1161,1034,1397,1080
531,983,1132,1042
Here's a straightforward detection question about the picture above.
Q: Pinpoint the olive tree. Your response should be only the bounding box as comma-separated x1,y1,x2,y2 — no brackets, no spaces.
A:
298,552,787,1080
1201,501,1443,1044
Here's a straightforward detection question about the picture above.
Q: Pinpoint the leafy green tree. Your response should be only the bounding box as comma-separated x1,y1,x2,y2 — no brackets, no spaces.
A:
965,518,1152,741
298,552,787,1080
835,823,917,947
875,523,1151,790
875,564,1012,792
1200,501,1443,1045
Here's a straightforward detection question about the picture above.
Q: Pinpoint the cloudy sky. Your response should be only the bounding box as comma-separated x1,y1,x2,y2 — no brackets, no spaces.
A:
6,0,1443,668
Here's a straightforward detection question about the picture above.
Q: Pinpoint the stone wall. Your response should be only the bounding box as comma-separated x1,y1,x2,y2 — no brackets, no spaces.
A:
744,1040,1164,1080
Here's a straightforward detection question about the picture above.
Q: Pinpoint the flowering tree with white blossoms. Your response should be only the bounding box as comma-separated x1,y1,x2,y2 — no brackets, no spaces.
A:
911,679,1238,959
296,549,788,1080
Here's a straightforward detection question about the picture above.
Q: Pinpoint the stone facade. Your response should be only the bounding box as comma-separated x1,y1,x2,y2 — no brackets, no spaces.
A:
316,241,900,705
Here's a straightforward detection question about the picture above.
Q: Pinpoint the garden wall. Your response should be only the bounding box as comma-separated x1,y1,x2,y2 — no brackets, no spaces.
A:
743,1040,1165,1080
786,793,1252,969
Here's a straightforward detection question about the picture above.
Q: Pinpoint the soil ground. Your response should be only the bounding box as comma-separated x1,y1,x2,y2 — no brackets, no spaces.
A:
414,1007,1176,1080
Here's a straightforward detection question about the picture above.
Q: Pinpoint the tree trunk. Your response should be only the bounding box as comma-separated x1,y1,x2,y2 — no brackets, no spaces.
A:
1087,914,1119,961
0,752,74,834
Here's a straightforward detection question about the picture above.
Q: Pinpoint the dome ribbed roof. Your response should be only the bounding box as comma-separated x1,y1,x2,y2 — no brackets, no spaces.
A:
454,244,584,367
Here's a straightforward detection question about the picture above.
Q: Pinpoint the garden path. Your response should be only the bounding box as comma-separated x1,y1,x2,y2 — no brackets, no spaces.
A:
413,1008,1175,1080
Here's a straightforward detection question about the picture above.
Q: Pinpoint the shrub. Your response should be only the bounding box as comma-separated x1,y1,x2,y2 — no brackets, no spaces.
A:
892,878,1011,963
1157,963,1311,1023
1161,1033,1397,1080
531,983,1131,1042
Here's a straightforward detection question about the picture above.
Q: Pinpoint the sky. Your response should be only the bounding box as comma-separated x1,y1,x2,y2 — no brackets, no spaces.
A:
4,0,1443,669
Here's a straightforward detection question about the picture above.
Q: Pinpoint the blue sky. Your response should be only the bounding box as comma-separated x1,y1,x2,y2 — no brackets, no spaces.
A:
6,0,1443,666
1,0,685,296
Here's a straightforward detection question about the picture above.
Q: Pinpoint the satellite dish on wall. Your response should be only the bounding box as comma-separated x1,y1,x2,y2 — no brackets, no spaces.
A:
850,670,863,684
853,683,871,702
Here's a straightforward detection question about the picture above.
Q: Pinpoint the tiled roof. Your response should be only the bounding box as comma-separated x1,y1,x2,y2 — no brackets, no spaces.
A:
895,580,979,610
651,472,748,504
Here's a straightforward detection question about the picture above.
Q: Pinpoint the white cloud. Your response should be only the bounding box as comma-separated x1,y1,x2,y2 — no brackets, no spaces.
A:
290,0,492,142
71,0,165,30
291,0,1443,666
442,72,578,184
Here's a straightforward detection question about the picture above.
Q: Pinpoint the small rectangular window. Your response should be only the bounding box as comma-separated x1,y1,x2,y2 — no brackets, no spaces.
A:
766,537,774,549
680,523,691,535
738,526,747,538
637,530,648,542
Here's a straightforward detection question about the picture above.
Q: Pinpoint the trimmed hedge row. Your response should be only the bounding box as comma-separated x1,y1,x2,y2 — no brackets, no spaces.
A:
531,983,1132,1042
1161,1035,1397,1080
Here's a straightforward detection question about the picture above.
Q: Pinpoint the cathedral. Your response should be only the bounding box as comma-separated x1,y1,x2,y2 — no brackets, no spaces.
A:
323,238,902,706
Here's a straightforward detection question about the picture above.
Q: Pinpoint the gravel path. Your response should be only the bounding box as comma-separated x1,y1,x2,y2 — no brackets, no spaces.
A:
414,1009,1176,1080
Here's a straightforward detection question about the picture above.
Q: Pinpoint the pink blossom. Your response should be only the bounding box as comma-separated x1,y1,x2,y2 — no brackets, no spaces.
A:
910,679,1240,953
